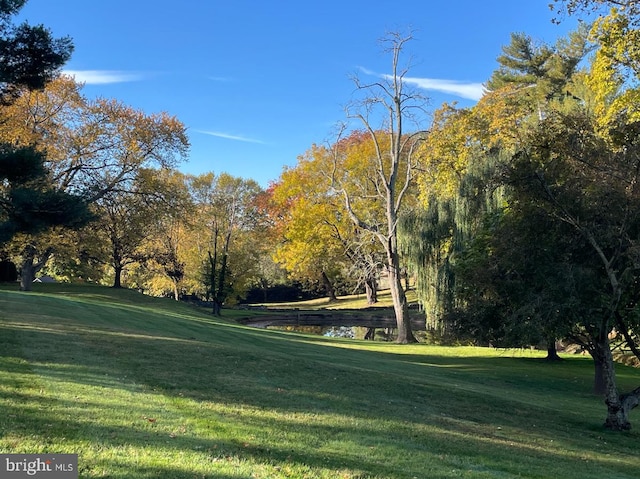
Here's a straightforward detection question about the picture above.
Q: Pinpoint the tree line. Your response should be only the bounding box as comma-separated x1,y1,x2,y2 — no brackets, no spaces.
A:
3,0,640,429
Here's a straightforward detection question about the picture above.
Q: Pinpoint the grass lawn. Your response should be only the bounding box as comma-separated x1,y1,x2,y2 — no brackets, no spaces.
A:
0,283,639,478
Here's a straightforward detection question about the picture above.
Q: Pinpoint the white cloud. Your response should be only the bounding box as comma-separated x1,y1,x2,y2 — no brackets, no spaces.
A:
360,67,485,101
62,70,143,84
401,76,486,101
196,130,265,144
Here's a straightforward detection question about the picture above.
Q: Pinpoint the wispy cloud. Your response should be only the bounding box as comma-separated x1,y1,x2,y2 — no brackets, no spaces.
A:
401,77,485,101
62,70,143,84
196,130,265,144
360,67,485,101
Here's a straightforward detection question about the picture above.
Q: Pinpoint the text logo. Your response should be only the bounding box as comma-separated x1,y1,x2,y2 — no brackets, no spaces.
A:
0,455,78,478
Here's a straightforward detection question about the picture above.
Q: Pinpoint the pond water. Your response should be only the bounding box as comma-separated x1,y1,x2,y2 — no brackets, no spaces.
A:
267,325,397,341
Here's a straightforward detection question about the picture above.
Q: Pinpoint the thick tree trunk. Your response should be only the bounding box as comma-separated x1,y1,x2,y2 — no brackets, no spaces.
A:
365,277,378,304
19,258,35,292
603,369,629,429
591,349,607,396
321,271,337,302
587,330,640,430
545,338,562,361
387,250,417,344
212,300,222,316
112,265,123,288
19,246,52,292
593,337,634,430
619,387,640,426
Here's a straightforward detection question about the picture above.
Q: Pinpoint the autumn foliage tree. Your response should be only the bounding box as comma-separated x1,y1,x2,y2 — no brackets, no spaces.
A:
189,173,263,315
270,144,363,301
0,75,189,288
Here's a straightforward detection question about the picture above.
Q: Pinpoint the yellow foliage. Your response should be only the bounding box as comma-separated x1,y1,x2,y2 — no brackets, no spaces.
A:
270,134,383,282
416,104,473,204
588,9,640,133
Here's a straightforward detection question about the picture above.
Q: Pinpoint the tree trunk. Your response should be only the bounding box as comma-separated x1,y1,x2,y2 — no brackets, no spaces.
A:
402,268,410,292
19,246,52,292
19,255,35,292
385,327,393,342
592,352,607,396
545,338,562,361
365,276,378,304
216,250,229,304
619,387,640,427
210,231,231,316
172,279,179,301
321,270,337,302
364,328,376,340
113,265,123,288
594,337,633,430
387,250,417,344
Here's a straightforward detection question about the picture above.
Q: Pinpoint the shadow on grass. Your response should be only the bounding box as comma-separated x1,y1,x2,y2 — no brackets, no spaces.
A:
0,290,639,478
0,356,633,479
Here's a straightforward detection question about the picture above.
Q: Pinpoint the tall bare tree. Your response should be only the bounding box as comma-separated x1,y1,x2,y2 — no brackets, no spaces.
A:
333,32,428,343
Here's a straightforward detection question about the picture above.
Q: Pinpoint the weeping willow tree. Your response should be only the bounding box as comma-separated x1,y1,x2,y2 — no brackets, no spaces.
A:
400,148,506,339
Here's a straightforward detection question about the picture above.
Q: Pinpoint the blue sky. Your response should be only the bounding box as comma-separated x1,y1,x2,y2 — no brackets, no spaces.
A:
22,1,580,187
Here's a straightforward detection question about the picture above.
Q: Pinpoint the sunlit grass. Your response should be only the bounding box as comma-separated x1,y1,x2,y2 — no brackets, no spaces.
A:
0,283,639,478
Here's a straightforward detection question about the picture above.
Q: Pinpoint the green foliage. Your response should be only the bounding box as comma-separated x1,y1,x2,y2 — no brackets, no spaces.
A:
406,24,593,340
486,32,555,91
0,1,86,244
0,145,92,241
0,0,72,97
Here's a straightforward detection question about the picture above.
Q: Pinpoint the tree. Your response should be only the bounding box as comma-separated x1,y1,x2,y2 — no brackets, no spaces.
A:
142,169,192,300
0,0,73,98
505,107,640,430
189,173,263,315
401,28,590,341
270,143,378,302
90,192,149,289
551,0,640,24
0,2,95,289
449,186,591,360
0,145,91,241
248,183,308,303
1,76,189,201
333,32,427,343
486,27,591,122
73,167,198,298
450,40,640,429
0,75,189,289
399,103,490,337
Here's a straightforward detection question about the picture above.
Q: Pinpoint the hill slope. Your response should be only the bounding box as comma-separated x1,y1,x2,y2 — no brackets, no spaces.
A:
0,283,638,478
